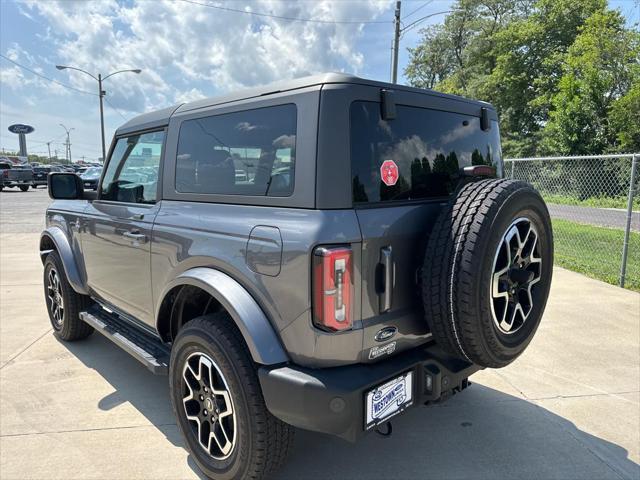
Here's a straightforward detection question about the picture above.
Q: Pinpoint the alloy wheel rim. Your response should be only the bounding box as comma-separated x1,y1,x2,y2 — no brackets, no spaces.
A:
490,217,542,335
47,268,64,328
182,351,237,460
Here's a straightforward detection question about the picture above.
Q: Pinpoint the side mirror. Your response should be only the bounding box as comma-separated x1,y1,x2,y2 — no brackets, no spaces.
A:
48,172,84,200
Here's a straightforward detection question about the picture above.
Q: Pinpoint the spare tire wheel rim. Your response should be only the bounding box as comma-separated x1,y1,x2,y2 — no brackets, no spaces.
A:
182,351,237,460
490,217,542,335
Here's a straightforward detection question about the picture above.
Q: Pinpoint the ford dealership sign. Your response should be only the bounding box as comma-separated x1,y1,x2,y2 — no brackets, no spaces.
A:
8,124,35,134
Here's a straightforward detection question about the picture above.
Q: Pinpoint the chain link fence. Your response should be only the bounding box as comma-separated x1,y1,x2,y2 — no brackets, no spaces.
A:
504,154,639,290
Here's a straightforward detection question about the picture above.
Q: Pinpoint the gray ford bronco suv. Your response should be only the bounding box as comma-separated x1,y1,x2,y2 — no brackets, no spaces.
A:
41,73,553,480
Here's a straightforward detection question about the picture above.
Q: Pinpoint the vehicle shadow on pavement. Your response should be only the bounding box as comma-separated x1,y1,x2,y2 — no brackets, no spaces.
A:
61,335,639,480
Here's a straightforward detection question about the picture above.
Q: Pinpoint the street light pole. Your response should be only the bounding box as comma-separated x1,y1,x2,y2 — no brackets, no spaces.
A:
59,124,74,164
98,73,106,163
56,65,141,162
390,4,456,84
46,141,52,162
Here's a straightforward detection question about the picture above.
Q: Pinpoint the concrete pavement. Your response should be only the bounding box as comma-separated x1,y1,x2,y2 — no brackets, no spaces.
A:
1,189,639,479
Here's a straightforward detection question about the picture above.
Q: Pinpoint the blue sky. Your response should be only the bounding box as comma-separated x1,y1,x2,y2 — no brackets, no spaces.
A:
0,0,638,162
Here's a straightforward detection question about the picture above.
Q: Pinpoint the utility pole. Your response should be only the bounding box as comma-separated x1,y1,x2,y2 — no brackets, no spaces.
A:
391,0,402,84
46,142,52,162
390,5,456,84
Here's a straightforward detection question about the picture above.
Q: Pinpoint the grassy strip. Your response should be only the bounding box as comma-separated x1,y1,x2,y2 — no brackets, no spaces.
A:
552,218,640,291
543,193,639,211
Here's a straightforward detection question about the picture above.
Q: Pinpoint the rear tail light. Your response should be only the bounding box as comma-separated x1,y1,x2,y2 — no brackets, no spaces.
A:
312,246,354,332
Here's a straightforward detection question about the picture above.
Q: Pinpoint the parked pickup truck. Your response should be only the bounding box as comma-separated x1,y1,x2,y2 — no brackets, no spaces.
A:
0,162,33,191
41,73,553,480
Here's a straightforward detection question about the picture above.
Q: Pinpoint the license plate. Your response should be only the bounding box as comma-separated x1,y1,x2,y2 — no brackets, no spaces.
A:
84,183,91,187
365,371,413,430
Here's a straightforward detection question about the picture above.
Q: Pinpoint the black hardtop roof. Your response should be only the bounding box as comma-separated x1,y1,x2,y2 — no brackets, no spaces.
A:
116,73,492,135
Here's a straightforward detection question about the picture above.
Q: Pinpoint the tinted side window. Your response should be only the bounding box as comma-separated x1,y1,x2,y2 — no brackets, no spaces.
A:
176,104,296,197
351,101,502,204
100,130,164,204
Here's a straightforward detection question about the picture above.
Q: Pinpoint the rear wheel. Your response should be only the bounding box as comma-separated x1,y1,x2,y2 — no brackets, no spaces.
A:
170,313,294,480
422,179,553,368
43,251,94,341
19,185,28,192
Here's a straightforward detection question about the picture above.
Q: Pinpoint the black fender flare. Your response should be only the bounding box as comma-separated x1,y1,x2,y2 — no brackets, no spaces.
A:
156,267,289,365
40,227,89,295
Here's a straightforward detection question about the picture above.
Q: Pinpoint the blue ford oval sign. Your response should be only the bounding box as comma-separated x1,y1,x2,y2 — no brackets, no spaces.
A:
8,124,35,134
374,326,397,342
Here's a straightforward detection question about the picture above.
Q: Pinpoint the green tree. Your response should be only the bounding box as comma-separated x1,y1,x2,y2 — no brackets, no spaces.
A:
608,81,640,152
541,10,640,154
404,0,639,157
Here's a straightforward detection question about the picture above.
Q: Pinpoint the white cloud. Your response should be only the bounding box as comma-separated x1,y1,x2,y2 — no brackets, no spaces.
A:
16,0,391,115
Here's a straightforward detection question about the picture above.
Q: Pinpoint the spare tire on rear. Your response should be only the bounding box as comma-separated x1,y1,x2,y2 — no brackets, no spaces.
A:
422,179,553,368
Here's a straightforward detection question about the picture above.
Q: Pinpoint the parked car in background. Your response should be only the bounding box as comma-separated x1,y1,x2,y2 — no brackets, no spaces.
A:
32,165,64,188
80,167,102,190
0,162,34,191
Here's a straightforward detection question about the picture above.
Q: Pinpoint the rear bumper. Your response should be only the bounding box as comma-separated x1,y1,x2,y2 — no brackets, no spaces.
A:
258,343,480,442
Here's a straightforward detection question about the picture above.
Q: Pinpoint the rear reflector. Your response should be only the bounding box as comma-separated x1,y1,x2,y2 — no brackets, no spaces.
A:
312,246,354,332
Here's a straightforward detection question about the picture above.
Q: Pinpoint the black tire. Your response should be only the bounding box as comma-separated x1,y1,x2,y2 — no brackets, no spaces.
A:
43,251,94,341
19,185,29,192
422,179,553,368
31,184,38,189
170,313,294,480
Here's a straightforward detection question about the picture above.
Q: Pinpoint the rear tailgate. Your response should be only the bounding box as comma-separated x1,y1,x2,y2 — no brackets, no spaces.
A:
350,99,503,359
7,166,33,183
356,204,439,358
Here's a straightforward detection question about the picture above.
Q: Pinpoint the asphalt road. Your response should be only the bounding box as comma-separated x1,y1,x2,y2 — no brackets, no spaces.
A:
548,203,640,231
1,189,639,480
0,186,50,234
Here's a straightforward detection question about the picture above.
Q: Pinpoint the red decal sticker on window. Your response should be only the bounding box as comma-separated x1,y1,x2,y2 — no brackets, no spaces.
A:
380,159,399,186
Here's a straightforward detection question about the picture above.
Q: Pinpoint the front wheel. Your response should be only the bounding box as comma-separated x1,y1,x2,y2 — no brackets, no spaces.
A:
170,313,294,480
19,185,29,192
43,251,94,341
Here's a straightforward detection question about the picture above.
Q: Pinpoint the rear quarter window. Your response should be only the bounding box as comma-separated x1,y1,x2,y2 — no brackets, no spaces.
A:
350,101,502,204
176,104,297,197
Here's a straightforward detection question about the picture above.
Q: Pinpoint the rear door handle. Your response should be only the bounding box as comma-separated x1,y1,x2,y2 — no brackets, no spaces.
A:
122,230,147,244
379,246,394,313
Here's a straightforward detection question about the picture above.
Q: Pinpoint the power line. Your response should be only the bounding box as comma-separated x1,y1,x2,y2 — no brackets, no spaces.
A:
0,54,98,96
402,0,433,21
177,0,392,24
104,96,130,122
401,9,454,36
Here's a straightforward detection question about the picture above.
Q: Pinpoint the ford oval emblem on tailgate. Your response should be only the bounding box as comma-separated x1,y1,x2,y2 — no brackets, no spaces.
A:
374,326,397,342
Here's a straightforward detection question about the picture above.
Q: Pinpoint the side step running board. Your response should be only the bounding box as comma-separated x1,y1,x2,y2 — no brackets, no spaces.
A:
80,306,170,375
